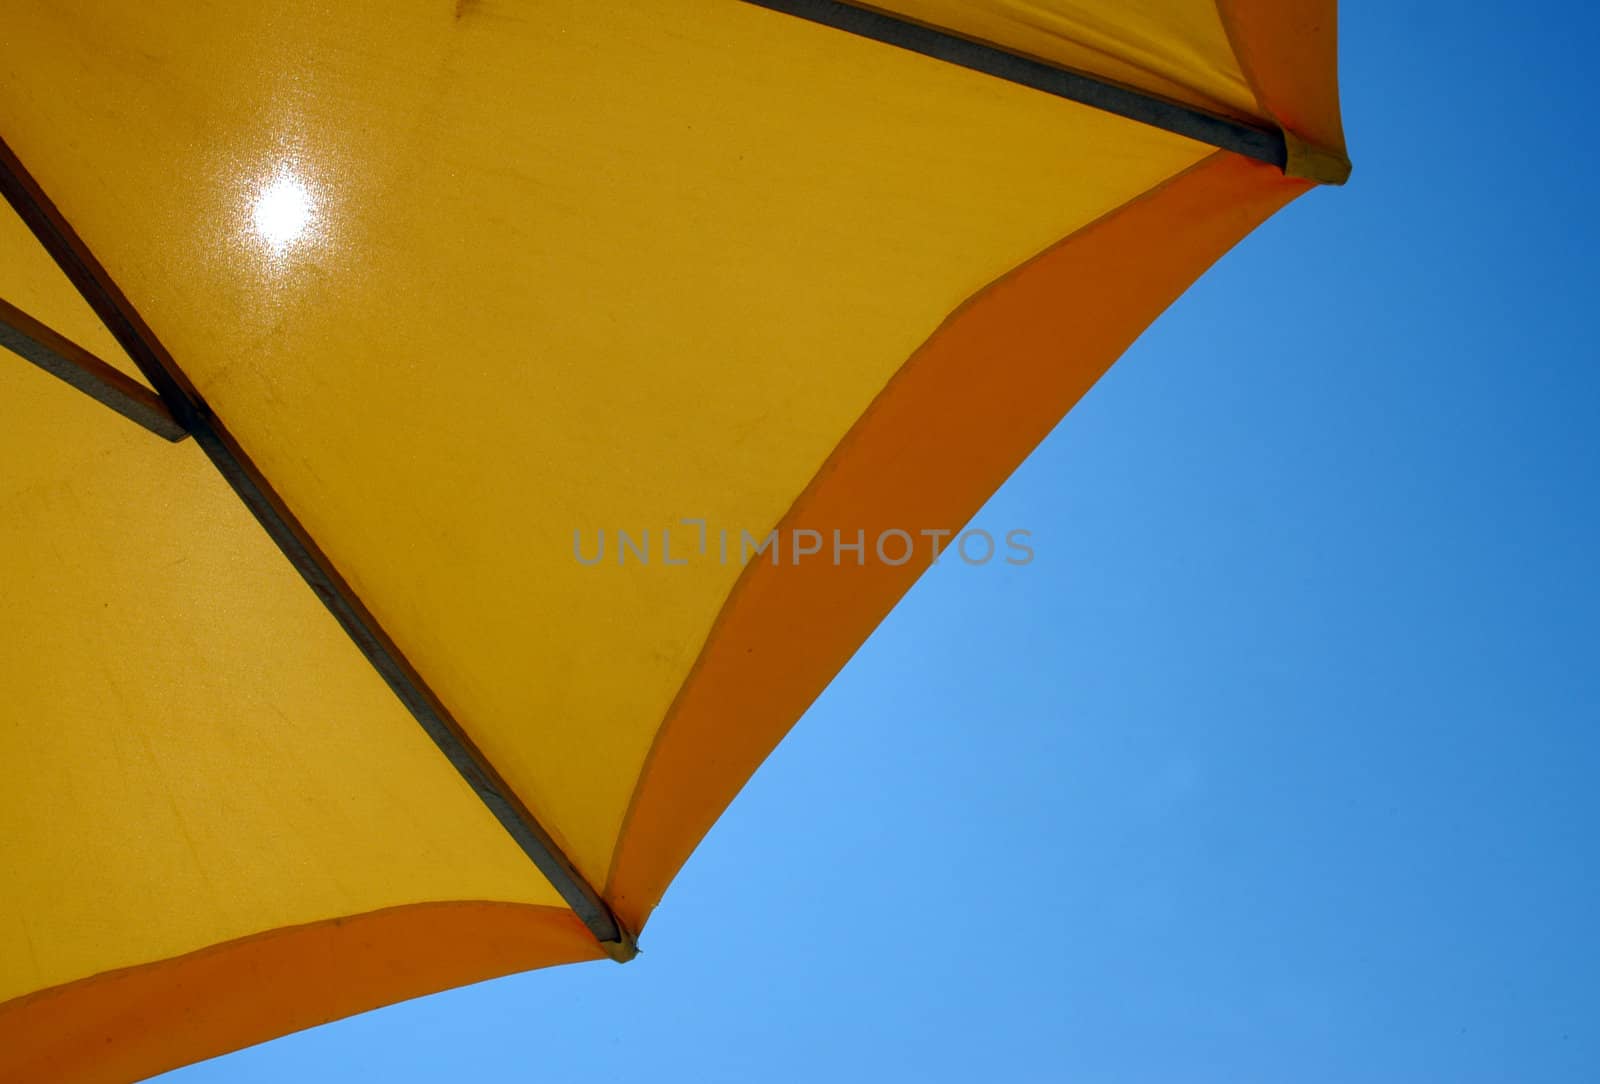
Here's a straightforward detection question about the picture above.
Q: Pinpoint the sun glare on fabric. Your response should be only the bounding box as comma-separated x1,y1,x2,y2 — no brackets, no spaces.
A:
249,170,316,254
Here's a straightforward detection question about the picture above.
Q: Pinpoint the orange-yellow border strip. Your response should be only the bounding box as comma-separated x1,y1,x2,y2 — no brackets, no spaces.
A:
0,902,602,1084
606,151,1311,932
1216,0,1351,184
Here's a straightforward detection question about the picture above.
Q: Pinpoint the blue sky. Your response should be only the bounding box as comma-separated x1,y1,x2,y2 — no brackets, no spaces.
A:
163,3,1598,1080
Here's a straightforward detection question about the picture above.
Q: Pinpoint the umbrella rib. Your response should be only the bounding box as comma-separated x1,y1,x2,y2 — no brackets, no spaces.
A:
0,296,189,441
0,139,637,962
743,0,1288,168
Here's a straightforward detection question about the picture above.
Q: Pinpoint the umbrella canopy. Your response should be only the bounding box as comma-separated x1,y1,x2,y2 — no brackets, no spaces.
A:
0,2,1348,1080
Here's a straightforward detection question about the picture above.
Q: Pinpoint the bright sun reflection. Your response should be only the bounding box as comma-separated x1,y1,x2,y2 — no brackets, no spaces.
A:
249,171,314,253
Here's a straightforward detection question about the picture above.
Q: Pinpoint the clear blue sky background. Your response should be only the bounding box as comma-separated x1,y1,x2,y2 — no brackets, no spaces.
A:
163,3,1597,1080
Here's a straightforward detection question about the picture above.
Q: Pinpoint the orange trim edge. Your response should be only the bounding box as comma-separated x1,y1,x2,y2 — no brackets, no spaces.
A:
606,151,1311,933
1216,0,1351,184
0,901,602,1084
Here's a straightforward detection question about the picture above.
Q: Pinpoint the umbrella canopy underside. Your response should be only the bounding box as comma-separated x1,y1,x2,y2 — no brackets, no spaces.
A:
0,2,1346,1080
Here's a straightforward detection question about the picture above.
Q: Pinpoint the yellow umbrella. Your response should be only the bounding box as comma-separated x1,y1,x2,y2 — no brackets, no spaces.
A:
0,2,1348,1080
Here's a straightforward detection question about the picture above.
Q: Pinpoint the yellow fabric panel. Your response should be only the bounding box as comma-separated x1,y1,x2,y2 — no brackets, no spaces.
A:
0,355,568,1008
862,0,1263,122
0,1,1210,886
0,197,143,385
